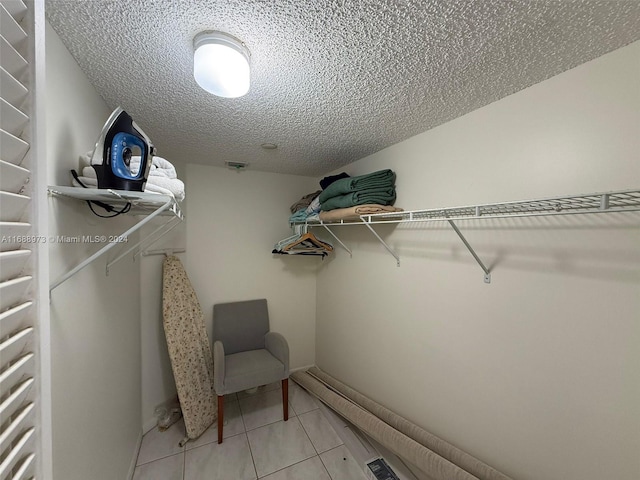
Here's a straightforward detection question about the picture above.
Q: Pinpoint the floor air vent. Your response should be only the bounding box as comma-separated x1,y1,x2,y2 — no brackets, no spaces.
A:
365,457,400,480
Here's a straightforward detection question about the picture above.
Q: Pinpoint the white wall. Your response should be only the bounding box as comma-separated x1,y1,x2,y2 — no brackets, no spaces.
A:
46,22,142,480
316,41,640,480
185,164,319,370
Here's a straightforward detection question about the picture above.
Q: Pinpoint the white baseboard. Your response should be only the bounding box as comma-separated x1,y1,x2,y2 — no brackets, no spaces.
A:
143,416,158,435
127,430,143,480
290,364,315,374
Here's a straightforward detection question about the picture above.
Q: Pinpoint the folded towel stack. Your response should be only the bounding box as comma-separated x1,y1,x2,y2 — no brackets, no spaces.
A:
71,152,185,201
290,190,322,213
288,191,323,224
319,169,396,211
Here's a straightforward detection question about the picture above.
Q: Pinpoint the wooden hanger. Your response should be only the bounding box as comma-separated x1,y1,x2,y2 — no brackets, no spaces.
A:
282,232,333,252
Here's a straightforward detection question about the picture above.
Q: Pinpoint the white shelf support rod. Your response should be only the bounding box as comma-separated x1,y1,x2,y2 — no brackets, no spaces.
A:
318,223,352,257
105,215,180,274
447,220,491,283
360,219,400,267
133,216,182,260
50,196,173,292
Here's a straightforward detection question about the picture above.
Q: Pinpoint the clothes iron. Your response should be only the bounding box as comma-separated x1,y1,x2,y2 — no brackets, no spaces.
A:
90,107,154,191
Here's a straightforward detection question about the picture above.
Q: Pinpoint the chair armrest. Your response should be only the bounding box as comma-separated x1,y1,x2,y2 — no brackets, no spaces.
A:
213,340,225,393
265,332,289,376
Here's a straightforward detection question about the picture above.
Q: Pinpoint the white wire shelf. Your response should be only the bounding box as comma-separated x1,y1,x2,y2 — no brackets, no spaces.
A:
296,188,640,282
47,185,183,218
48,186,184,292
358,189,640,223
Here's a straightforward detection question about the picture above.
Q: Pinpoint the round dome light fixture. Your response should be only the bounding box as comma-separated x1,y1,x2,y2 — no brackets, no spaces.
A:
193,31,250,98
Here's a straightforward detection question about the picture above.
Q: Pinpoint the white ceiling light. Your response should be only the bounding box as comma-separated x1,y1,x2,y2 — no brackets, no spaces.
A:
193,31,250,98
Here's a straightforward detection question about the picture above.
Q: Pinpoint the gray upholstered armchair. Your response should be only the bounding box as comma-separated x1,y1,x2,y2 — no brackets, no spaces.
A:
212,299,289,443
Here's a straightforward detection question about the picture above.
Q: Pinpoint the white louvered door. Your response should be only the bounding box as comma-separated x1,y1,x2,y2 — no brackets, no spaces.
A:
0,0,49,479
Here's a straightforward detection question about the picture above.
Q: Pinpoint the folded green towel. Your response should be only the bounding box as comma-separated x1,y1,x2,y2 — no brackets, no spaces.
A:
319,169,396,203
320,187,396,211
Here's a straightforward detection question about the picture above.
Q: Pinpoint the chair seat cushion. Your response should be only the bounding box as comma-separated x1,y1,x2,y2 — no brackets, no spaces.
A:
222,349,286,394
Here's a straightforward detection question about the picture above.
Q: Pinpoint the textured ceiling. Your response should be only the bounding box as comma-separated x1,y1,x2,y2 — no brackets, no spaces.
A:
46,0,640,177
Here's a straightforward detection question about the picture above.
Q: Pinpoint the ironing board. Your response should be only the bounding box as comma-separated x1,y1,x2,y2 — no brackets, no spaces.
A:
162,255,217,444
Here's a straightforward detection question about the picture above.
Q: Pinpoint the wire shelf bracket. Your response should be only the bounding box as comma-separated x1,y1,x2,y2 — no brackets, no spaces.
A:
360,221,400,266
318,223,352,258
447,219,491,283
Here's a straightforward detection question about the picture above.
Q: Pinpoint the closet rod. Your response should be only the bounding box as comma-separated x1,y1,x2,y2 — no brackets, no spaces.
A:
105,215,181,274
133,216,183,260
142,248,186,256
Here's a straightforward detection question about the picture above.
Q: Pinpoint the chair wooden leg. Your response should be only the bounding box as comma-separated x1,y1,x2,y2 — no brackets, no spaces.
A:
282,378,289,421
217,395,224,444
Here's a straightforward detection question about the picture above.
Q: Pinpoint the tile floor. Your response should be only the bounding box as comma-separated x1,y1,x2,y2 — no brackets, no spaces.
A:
133,380,368,480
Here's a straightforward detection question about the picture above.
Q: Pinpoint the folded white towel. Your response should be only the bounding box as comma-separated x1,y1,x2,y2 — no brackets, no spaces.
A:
78,167,185,201
81,167,97,179
130,156,177,179
305,195,321,214
82,150,179,179
144,176,185,200
79,150,92,166
80,149,184,200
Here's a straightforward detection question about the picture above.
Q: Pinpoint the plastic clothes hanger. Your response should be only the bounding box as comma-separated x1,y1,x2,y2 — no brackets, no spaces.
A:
274,233,302,251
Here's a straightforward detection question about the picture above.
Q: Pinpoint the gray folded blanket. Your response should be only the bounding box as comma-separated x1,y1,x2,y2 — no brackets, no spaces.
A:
319,169,396,203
